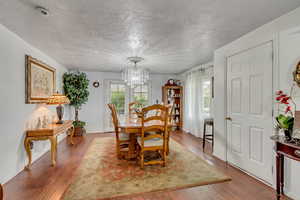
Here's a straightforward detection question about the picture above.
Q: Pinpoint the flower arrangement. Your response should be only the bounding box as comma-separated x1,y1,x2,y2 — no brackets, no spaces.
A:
275,85,296,140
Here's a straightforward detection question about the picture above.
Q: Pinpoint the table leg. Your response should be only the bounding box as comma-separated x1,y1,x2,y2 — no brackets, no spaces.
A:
24,137,32,170
280,154,284,195
49,136,57,166
127,134,136,159
276,153,283,200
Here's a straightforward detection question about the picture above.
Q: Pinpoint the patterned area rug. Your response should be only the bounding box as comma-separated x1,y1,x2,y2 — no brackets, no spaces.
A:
62,137,231,200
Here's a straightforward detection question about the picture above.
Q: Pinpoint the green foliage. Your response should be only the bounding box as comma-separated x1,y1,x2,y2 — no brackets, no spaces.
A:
134,95,147,107
63,72,89,109
63,71,89,124
111,91,125,114
73,120,86,128
276,114,294,130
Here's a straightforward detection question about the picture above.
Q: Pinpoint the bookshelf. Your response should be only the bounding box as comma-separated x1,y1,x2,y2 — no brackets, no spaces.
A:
162,85,183,130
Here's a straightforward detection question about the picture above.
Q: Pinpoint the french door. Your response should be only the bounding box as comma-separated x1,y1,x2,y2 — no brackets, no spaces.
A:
104,80,151,131
226,42,273,184
104,80,129,131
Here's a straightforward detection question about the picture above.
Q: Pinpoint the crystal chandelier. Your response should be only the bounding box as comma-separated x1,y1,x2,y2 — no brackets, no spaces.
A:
122,56,149,88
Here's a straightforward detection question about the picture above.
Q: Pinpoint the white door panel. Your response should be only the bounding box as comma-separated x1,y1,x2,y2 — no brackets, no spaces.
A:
227,42,273,184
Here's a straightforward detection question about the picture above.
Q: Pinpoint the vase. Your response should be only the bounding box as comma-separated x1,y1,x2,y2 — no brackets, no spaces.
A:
284,129,292,141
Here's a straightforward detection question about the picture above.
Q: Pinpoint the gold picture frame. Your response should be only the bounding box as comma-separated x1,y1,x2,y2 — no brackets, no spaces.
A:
293,61,300,87
25,55,56,104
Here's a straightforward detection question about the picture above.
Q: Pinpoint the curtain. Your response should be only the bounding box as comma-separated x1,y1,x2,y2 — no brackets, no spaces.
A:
183,66,213,137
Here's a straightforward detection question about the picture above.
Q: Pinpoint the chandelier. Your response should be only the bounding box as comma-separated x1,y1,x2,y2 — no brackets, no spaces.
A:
122,56,150,88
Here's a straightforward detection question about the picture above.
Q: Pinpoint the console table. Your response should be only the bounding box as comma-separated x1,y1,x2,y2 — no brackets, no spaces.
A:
271,135,300,200
24,120,74,169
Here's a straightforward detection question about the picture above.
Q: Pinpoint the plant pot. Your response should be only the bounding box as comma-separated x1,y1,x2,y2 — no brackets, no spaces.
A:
74,127,86,137
284,129,292,141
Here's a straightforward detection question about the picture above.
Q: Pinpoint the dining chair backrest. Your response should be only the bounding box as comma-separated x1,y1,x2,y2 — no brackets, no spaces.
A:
107,104,120,135
166,104,174,123
156,104,174,123
140,104,169,147
129,101,139,119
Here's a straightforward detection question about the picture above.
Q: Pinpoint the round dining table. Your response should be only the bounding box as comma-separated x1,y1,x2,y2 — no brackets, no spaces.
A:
119,117,176,159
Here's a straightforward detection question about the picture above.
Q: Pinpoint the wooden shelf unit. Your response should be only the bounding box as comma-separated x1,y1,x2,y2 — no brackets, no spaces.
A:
162,85,183,130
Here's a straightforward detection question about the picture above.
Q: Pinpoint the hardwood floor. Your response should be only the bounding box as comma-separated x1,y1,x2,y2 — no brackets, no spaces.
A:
3,131,284,200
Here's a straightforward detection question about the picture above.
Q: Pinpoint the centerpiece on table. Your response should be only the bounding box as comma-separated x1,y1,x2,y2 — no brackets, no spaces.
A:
274,85,296,141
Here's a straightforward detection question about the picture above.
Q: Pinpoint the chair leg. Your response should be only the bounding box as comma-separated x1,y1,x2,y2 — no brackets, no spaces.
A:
162,149,167,167
203,123,206,151
116,141,121,159
140,150,144,169
166,133,170,155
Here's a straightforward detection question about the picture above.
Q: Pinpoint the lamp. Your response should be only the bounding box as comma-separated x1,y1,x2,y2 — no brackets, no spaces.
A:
47,92,70,124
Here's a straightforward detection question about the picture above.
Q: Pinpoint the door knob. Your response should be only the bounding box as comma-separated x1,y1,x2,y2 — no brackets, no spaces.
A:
225,117,232,121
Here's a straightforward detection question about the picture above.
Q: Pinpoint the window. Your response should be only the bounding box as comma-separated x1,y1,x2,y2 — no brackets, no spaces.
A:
110,83,126,116
106,81,150,130
132,84,149,107
202,80,211,113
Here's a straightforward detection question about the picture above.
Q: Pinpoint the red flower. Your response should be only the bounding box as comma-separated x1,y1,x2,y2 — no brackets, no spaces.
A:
276,90,283,95
285,106,291,113
276,95,289,102
276,96,282,101
280,96,290,104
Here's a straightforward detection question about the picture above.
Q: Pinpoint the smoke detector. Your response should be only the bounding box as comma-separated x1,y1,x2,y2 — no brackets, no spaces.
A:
35,6,50,16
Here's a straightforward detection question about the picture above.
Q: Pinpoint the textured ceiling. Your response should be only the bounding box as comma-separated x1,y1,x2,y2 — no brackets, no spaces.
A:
0,0,300,73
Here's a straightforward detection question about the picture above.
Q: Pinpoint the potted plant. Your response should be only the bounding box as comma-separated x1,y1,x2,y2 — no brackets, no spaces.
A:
275,85,296,141
63,71,89,136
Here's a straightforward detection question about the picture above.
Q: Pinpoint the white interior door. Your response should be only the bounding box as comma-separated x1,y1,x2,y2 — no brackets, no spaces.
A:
226,42,273,184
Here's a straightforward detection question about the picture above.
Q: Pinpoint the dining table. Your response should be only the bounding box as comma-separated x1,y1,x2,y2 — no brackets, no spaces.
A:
119,117,176,159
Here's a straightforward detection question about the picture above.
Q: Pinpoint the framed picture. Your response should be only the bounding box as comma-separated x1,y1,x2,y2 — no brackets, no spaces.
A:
25,55,56,104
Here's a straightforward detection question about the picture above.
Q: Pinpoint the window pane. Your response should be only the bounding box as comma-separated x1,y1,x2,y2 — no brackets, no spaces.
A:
110,84,125,114
141,85,148,92
111,84,117,91
132,84,149,106
119,84,125,91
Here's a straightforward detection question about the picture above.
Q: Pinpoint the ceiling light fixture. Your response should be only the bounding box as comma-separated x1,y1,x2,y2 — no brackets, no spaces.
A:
122,56,149,88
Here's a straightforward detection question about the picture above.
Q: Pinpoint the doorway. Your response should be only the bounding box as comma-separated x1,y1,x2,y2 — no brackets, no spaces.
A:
226,42,273,184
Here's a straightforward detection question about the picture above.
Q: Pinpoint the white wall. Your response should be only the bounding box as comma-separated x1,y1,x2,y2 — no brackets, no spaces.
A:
0,23,69,184
77,71,176,132
214,7,300,199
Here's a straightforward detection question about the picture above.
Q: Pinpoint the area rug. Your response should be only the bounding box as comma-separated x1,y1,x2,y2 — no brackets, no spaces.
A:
62,137,231,200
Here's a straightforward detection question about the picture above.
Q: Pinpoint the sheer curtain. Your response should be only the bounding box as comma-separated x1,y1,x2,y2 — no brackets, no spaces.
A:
183,66,213,137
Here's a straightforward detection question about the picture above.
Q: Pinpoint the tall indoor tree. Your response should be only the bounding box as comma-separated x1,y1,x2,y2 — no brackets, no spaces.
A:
63,71,89,135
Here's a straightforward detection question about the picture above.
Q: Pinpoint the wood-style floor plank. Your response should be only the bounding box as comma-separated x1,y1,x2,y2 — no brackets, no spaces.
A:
3,132,287,200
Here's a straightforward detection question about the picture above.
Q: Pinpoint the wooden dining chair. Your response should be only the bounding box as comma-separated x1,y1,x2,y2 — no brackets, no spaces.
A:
137,104,169,169
129,101,139,119
150,104,173,155
166,104,174,154
108,104,130,159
